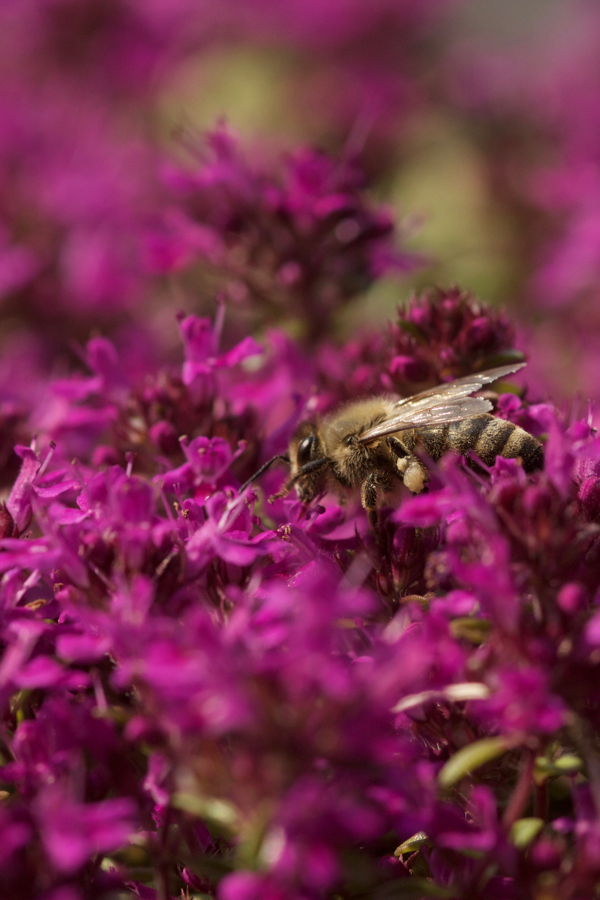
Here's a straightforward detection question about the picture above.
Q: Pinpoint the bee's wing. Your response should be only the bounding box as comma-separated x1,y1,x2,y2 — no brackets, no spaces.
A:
358,397,493,443
392,363,525,410
357,363,525,444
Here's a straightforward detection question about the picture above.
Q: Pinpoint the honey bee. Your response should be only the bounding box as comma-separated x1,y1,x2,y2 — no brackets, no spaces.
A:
261,362,543,527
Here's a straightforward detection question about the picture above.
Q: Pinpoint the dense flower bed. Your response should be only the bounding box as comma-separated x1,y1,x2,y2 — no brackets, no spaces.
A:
2,1,600,899
1,292,600,899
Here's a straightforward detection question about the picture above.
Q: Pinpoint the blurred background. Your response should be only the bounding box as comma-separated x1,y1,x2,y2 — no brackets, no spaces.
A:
0,0,599,410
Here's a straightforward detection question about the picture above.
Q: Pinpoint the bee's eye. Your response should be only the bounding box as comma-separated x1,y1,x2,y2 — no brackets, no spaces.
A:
297,435,314,467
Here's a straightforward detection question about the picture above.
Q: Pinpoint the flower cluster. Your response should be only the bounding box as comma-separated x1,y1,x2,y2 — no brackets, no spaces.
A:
0,0,450,371
314,287,522,407
152,126,413,339
2,0,600,898
0,292,596,899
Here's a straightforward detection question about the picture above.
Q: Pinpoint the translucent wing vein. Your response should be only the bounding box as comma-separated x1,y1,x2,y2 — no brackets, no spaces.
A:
358,363,524,444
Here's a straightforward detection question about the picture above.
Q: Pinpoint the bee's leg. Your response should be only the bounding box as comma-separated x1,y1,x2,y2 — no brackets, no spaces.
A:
361,472,392,528
386,436,429,494
386,435,409,462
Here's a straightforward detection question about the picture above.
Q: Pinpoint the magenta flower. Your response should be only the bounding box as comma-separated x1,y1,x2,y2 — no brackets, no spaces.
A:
37,789,136,874
1,0,600,895
157,126,416,338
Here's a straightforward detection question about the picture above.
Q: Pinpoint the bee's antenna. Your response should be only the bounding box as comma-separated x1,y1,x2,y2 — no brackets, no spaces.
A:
269,457,329,502
239,455,290,493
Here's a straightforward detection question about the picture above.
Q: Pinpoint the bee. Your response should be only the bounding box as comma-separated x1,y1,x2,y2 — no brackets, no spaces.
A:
256,362,543,527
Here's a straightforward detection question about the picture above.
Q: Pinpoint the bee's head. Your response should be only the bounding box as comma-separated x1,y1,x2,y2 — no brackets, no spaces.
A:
285,420,329,503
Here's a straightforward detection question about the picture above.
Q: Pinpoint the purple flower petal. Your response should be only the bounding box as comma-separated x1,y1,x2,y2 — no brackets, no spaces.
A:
38,790,136,874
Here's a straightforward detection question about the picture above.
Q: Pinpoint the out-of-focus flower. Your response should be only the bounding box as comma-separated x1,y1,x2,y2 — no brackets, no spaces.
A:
447,5,600,404
1,0,600,895
152,126,416,339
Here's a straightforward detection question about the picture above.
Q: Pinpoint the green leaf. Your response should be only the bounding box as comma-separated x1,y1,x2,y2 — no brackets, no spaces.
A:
393,682,490,714
510,817,544,849
439,737,510,788
394,832,430,855
172,792,238,833
449,617,491,644
534,753,583,780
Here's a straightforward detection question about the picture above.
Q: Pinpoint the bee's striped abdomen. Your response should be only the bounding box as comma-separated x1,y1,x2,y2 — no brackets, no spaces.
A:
411,414,544,474
447,414,544,473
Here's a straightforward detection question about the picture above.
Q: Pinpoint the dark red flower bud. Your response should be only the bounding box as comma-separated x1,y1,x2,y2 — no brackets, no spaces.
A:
0,502,15,538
